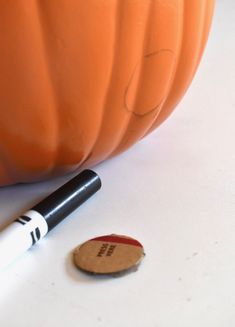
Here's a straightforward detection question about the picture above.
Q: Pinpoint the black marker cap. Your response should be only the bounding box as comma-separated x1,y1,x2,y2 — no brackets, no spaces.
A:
32,170,101,231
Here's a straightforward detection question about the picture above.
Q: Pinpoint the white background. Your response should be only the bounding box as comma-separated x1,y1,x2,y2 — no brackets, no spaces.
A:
0,1,235,326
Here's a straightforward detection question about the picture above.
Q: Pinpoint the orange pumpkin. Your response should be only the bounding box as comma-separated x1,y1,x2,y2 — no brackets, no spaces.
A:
0,0,215,185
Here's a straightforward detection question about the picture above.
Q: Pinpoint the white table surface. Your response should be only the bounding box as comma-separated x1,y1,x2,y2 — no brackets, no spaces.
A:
0,2,234,326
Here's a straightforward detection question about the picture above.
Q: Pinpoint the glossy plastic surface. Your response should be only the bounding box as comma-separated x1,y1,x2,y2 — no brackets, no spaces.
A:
0,0,215,185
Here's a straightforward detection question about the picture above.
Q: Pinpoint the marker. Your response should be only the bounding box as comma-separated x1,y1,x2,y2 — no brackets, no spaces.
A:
0,170,101,271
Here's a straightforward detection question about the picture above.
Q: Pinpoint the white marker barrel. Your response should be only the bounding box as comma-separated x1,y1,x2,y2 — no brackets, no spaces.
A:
0,210,48,270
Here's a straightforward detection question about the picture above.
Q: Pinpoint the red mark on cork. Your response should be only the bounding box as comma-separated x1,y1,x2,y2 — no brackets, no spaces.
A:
91,235,143,248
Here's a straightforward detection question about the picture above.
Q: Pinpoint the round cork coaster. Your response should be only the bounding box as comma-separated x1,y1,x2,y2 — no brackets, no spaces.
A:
73,234,145,275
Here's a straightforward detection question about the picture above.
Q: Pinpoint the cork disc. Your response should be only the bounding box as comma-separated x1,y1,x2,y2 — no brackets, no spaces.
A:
73,234,145,275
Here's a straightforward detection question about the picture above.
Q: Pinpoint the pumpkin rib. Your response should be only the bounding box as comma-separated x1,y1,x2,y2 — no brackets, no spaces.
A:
34,0,60,177
80,0,123,168
0,1,60,183
144,0,185,135
135,1,185,141
108,0,155,157
146,0,190,132
83,0,154,166
162,0,213,129
148,0,211,132
197,0,215,64
111,0,181,155
35,0,83,172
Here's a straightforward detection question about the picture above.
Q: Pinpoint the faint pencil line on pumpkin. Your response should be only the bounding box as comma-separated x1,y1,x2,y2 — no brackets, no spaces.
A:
144,49,174,58
123,49,175,118
145,0,188,134
109,0,154,156
145,0,205,134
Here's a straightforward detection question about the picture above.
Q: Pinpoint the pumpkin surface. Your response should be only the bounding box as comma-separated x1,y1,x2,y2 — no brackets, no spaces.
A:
0,0,215,185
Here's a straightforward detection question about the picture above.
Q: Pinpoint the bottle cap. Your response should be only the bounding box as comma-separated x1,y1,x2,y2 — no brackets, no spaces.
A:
73,234,145,276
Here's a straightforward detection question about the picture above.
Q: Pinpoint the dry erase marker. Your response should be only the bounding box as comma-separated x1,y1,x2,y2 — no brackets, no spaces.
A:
0,170,101,271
